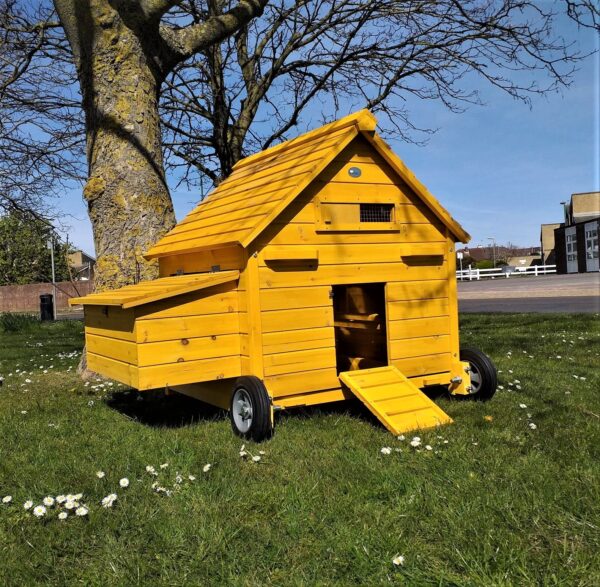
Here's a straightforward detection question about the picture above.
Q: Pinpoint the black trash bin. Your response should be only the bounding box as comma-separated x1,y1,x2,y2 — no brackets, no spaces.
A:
40,294,54,321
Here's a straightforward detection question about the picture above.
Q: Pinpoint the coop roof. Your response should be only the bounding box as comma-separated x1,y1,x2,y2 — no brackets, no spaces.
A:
68,271,239,309
145,110,469,259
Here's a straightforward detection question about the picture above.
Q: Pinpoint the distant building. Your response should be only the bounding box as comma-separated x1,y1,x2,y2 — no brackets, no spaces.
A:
551,192,599,273
540,223,561,264
457,245,540,264
68,250,96,281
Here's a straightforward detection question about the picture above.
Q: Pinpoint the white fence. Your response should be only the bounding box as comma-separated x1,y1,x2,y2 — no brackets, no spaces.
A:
456,265,557,281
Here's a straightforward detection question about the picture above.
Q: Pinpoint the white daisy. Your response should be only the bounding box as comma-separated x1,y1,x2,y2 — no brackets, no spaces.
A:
174,474,183,484
252,455,261,462
33,505,46,517
58,512,68,520
392,554,405,566
409,438,421,448
380,447,392,455
519,403,527,409
425,445,433,451
528,422,537,430
101,494,117,508
160,463,169,469
145,465,156,475
203,464,212,473
74,493,83,500
119,478,129,488
64,500,77,510
56,495,66,504
397,435,405,441
96,471,106,478
42,496,55,507
75,506,89,516
23,500,34,510
188,475,196,482
2,495,12,504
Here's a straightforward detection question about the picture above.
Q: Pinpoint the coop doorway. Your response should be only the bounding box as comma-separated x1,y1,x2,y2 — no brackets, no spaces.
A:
332,283,388,373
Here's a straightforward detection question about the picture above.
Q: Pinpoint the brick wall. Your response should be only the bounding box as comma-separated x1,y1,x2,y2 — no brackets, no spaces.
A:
0,281,94,313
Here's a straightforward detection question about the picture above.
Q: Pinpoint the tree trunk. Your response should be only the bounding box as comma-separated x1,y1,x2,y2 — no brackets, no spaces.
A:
57,1,176,291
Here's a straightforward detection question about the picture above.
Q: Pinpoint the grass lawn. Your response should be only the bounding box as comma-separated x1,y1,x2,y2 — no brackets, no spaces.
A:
0,314,599,585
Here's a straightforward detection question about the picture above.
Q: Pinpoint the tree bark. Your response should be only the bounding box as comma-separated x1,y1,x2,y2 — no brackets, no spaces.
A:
55,0,176,291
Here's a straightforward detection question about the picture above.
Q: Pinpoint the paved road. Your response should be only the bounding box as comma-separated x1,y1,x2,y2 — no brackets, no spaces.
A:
459,296,600,313
457,273,599,313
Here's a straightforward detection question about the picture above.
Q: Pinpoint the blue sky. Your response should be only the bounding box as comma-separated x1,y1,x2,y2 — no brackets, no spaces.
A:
57,13,599,256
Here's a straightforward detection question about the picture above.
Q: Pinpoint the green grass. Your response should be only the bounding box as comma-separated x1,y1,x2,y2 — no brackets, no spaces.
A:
0,315,599,585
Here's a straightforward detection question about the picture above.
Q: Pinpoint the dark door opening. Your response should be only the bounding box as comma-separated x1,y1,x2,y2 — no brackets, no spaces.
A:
332,284,388,373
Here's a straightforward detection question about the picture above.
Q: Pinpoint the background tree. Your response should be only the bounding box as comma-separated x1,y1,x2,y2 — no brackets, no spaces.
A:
51,0,268,291
0,0,83,222
160,0,594,188
0,210,71,285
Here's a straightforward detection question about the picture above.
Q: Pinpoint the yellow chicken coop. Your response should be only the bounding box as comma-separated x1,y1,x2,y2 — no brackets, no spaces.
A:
71,110,497,440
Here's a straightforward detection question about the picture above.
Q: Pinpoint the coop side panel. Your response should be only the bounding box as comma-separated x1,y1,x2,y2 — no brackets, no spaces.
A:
254,136,454,398
133,281,242,390
84,305,139,388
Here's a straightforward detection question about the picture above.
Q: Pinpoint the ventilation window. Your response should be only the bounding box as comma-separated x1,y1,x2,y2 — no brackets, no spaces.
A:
360,203,393,223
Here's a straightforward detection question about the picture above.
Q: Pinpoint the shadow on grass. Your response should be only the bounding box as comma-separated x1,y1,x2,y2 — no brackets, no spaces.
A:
105,389,227,428
105,386,452,432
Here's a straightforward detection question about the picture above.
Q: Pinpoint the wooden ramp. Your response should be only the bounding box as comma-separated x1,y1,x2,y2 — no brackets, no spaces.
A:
339,366,452,435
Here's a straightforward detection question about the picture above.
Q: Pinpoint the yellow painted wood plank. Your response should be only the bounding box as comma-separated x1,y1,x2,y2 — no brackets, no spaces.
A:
310,181,415,205
256,223,446,247
391,353,453,377
265,367,341,398
389,335,451,360
318,160,397,185
87,352,138,388
388,316,450,340
135,284,238,320
136,312,239,343
259,244,446,267
86,333,138,365
245,250,264,379
446,237,461,362
260,263,447,289
263,347,336,377
387,298,450,321
386,280,448,301
339,366,452,435
261,306,334,333
137,333,240,367
273,387,351,407
259,286,331,311
262,327,334,355
263,246,318,262
137,356,242,390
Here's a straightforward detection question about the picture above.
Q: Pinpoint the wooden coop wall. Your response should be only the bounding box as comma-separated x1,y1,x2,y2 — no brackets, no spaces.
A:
84,282,243,390
252,137,458,404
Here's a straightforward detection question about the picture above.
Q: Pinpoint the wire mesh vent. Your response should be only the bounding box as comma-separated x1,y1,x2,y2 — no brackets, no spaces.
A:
360,203,393,223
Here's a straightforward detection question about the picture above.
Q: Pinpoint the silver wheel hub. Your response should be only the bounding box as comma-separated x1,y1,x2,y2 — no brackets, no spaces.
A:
469,363,482,393
232,388,253,433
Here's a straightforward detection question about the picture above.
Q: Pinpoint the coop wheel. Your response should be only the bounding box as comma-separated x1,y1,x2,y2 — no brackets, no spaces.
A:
459,347,498,401
229,376,273,441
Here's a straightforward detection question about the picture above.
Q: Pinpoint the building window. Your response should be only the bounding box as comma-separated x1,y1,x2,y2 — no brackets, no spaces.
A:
359,203,394,223
585,228,598,259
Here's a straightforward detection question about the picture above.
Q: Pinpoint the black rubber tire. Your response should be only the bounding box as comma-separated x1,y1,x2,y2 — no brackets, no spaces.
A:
459,347,498,401
229,376,273,441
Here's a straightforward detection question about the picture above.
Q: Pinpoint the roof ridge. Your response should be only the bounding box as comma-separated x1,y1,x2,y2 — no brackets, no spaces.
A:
232,109,376,172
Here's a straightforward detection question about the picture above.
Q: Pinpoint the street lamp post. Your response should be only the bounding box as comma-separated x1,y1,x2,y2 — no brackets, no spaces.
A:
48,237,57,320
487,237,496,268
